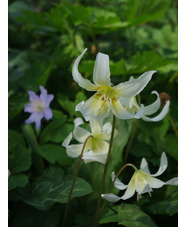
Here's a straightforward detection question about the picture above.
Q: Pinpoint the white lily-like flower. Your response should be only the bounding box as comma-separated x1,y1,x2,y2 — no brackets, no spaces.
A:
101,152,178,202
120,90,170,122
62,118,117,164
73,48,157,121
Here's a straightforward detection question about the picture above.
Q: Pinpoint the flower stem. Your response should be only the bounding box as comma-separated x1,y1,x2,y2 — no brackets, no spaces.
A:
123,119,138,164
100,163,137,212
92,115,116,227
62,135,92,227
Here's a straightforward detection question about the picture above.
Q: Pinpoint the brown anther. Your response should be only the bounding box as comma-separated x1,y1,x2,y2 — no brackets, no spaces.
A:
159,92,171,107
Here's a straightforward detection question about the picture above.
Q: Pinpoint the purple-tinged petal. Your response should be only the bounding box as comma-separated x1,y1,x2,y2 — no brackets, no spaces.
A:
28,91,38,102
39,85,47,95
24,103,33,113
25,112,44,130
40,94,54,107
43,108,53,120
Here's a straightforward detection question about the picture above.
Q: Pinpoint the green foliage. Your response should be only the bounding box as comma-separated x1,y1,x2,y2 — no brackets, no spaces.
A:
8,0,178,226
100,204,157,227
20,166,92,210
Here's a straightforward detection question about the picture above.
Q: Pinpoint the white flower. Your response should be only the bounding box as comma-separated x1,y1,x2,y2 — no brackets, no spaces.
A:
101,152,178,202
73,48,156,121
62,118,117,164
120,91,170,122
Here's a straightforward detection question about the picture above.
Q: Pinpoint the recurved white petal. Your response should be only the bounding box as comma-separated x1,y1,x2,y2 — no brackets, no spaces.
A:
89,118,102,135
102,122,113,139
111,172,128,190
111,99,144,120
142,100,170,122
62,132,73,148
73,126,90,143
74,117,84,128
93,52,111,86
165,177,178,185
143,175,165,188
121,173,136,200
66,144,83,158
114,71,156,98
72,48,98,91
82,150,108,164
143,91,161,116
140,158,151,175
151,152,168,177
101,193,121,202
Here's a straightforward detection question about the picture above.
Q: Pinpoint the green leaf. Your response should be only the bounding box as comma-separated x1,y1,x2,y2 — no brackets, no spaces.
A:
9,173,29,191
8,93,28,120
9,144,32,173
20,166,92,210
147,185,178,216
39,115,67,143
8,129,26,147
124,51,174,75
57,91,86,117
122,0,170,26
36,144,73,166
118,204,157,227
99,206,119,224
160,134,178,160
37,63,53,86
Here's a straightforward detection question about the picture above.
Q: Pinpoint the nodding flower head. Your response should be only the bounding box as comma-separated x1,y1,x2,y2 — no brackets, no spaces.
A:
101,152,178,202
73,48,157,121
62,117,117,164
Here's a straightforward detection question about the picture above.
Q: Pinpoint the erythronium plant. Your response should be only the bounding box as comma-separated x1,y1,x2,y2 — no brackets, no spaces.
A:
24,86,54,130
62,117,117,164
73,48,157,121
101,152,178,202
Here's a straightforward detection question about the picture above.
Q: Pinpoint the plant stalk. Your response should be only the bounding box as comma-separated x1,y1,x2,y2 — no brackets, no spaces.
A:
62,135,92,227
92,115,116,227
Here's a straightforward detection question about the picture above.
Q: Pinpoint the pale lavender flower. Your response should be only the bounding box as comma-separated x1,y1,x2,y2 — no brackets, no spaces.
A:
24,86,54,130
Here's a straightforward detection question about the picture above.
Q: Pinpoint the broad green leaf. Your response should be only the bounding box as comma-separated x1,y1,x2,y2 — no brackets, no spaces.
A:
20,166,92,210
118,204,157,227
124,51,174,75
160,134,178,160
8,129,26,147
8,93,28,120
39,115,67,143
122,0,170,26
37,63,53,86
36,144,73,166
147,186,178,216
9,173,29,191
57,91,86,117
99,206,119,224
9,144,32,173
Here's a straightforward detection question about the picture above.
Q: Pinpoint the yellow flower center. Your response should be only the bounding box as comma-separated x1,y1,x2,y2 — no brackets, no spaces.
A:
84,136,105,154
95,86,118,111
32,99,44,112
